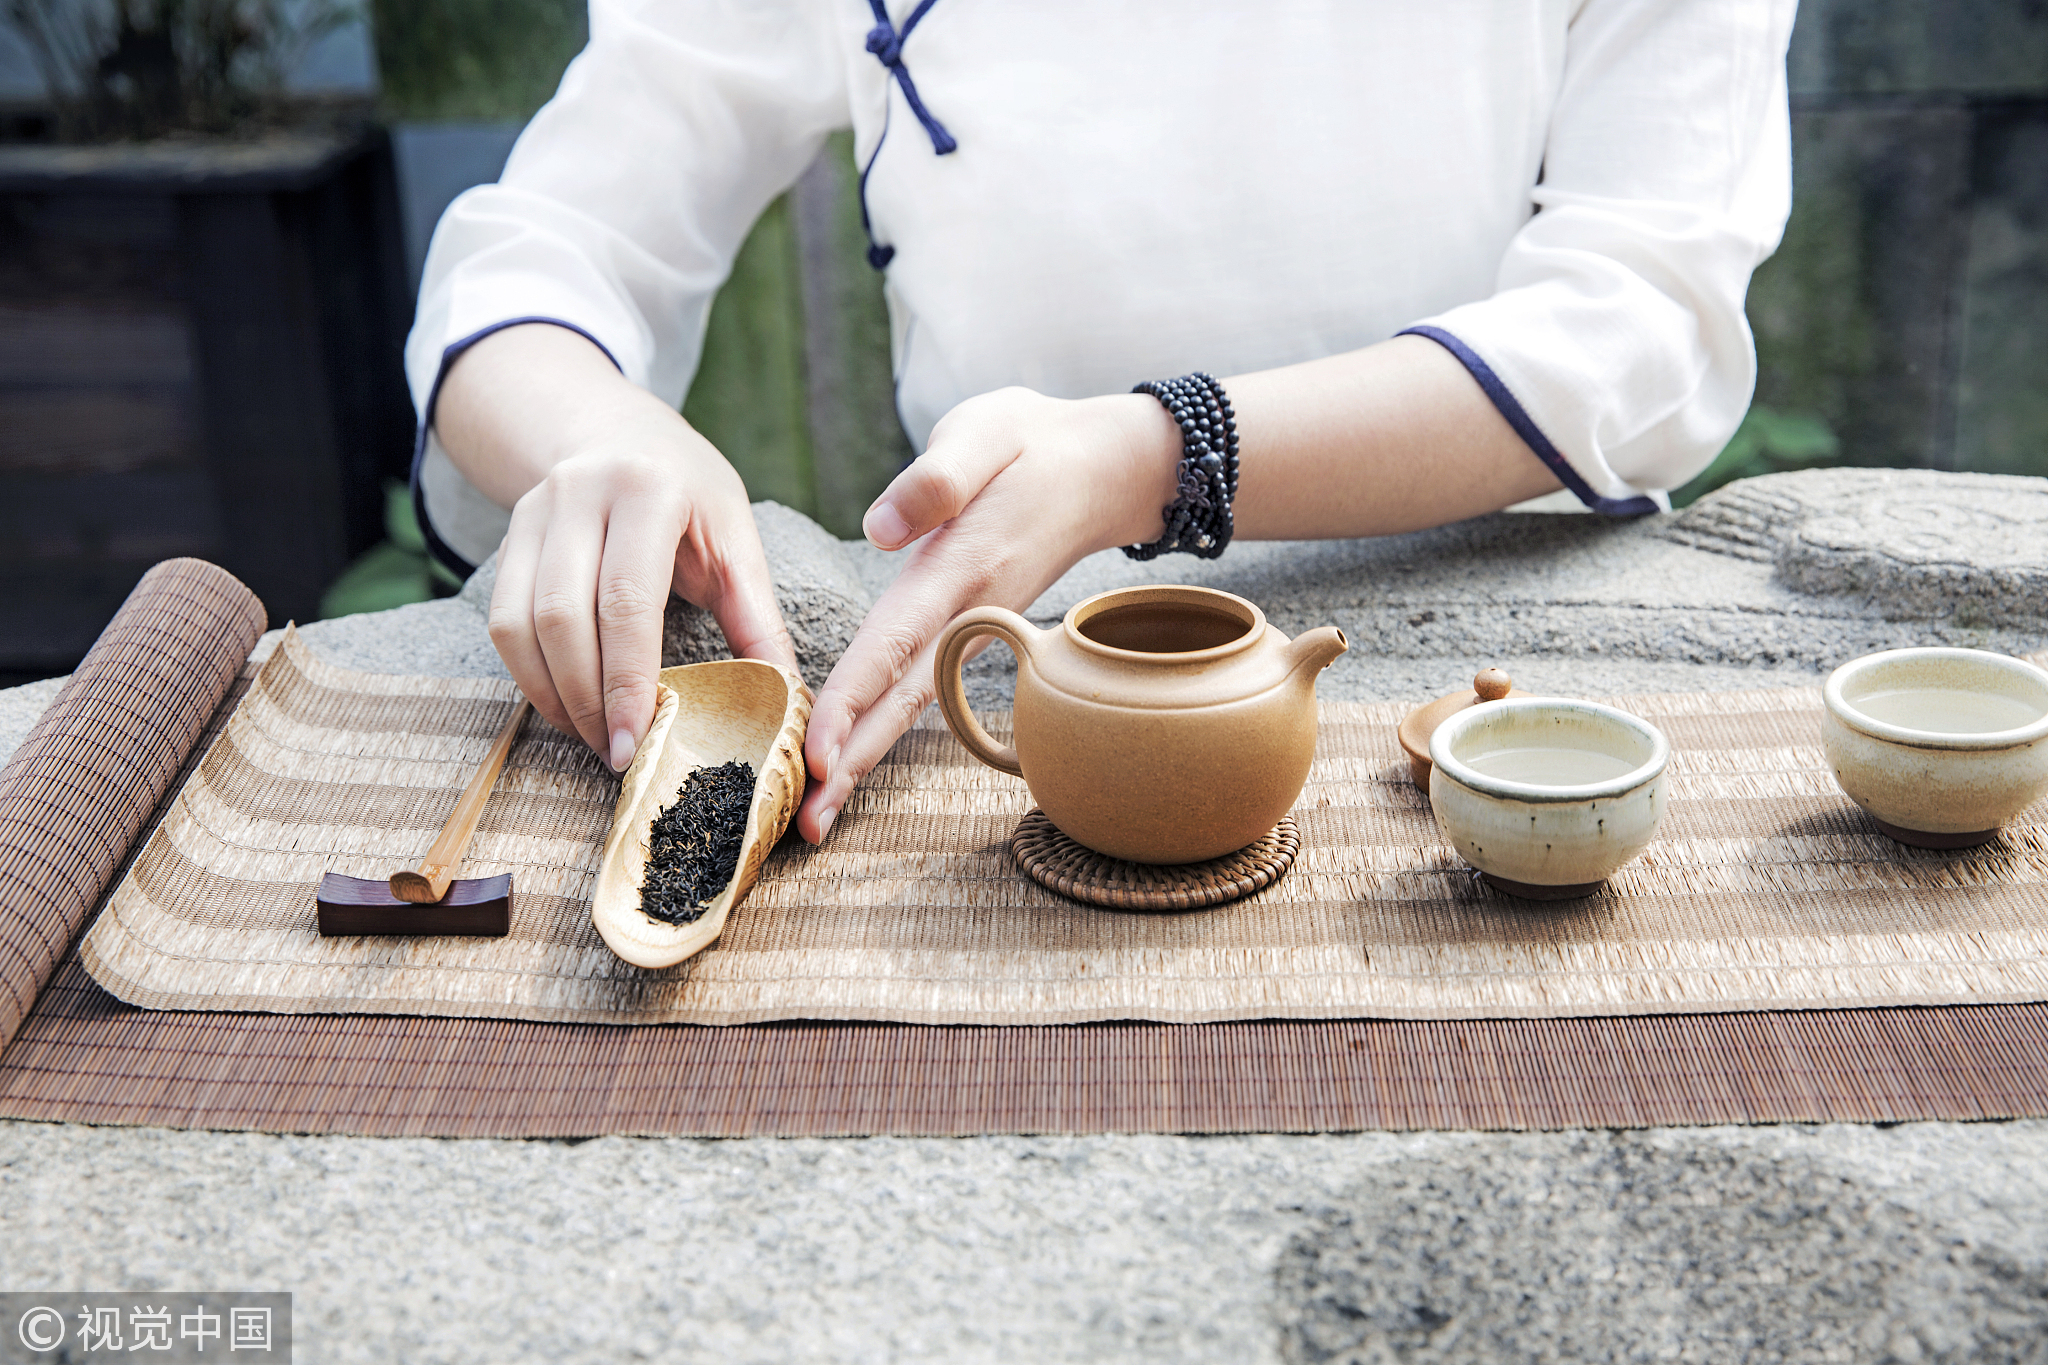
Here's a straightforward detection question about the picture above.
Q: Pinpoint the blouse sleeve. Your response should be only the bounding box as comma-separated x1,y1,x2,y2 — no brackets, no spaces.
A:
403,0,849,569
1401,0,1796,512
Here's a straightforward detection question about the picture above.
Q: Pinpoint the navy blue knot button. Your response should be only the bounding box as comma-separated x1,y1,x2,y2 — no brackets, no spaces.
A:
865,24,903,66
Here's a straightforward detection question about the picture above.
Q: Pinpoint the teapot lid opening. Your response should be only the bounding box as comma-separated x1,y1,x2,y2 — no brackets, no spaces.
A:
1066,586,1264,660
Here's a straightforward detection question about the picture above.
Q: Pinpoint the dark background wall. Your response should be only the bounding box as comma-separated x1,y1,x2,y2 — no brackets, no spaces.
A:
1734,0,2048,491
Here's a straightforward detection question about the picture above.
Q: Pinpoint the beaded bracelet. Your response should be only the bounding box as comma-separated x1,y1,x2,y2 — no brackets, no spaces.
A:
1122,371,1240,561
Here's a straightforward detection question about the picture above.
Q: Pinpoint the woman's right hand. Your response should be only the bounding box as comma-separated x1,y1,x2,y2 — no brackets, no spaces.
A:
434,324,797,772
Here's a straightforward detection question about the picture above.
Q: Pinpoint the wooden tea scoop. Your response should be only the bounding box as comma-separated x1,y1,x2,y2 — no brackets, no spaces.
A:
589,660,811,969
1396,668,1529,789
315,698,531,937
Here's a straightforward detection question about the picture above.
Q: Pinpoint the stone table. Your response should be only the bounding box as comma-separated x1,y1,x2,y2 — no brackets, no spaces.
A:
4,468,2048,1363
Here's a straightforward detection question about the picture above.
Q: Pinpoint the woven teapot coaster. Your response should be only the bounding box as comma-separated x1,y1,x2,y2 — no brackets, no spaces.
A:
1009,810,1300,911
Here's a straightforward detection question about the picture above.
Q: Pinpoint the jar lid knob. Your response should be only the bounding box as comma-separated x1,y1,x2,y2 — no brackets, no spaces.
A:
1474,668,1512,702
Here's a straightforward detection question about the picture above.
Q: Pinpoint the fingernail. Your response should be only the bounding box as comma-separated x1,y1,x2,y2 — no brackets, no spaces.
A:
818,806,838,840
609,728,636,772
864,501,911,549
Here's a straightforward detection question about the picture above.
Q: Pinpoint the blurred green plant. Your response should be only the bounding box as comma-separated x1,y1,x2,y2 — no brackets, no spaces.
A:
5,0,358,139
318,479,462,619
369,0,584,121
1671,405,1842,507
684,194,821,523
684,133,912,537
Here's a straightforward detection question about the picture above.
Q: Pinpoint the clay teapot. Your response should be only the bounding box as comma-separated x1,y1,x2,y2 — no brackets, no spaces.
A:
934,585,1348,864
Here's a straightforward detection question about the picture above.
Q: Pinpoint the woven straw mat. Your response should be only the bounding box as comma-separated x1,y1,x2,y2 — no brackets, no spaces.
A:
79,628,2048,1026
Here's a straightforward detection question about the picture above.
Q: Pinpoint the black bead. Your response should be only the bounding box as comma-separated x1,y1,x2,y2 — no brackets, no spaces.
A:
1124,371,1236,564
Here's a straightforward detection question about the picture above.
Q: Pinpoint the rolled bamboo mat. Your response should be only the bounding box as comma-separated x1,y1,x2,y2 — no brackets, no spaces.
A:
0,559,264,1055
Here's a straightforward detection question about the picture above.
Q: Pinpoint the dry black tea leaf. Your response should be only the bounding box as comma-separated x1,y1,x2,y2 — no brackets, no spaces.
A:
639,760,755,925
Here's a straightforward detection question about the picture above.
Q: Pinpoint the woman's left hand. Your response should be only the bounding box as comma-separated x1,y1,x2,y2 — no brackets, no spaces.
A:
795,385,1178,843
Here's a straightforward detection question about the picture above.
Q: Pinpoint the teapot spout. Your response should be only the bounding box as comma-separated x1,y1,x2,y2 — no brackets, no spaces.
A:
1286,625,1349,678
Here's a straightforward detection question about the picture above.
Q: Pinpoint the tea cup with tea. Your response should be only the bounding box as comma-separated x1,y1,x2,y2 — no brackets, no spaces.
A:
1427,697,1670,898
1822,647,2048,848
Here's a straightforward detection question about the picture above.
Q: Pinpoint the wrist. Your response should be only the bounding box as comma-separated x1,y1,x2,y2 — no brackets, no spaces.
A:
1089,392,1185,551
440,324,688,497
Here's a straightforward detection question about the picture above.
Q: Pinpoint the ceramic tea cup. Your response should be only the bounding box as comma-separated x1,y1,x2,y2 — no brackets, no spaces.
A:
1428,698,1670,899
933,585,1348,864
1822,647,2048,848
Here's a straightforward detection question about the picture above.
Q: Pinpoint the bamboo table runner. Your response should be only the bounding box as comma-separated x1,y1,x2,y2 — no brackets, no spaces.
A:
4,559,2048,1137
76,629,2048,1027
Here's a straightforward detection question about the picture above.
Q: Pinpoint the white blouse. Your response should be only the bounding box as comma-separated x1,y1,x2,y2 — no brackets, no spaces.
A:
407,0,1796,572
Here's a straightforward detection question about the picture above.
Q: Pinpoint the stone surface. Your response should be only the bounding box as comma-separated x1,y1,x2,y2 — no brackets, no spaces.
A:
273,472,2048,720
1275,1123,2048,1365
3,1121,2047,1364
292,598,511,683
1764,469,2048,622
661,501,875,692
946,468,2048,710
6,469,2048,1362
0,675,62,771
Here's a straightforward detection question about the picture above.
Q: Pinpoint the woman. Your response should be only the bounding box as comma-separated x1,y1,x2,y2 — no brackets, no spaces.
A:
407,0,1795,844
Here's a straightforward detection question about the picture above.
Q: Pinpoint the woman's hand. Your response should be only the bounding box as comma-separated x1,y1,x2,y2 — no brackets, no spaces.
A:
490,425,794,772
795,386,1179,842
435,324,797,772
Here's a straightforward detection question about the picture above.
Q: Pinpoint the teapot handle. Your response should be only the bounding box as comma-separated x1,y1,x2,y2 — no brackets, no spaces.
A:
933,606,1035,777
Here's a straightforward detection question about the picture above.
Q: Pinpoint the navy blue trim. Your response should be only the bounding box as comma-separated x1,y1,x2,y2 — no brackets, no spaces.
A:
1398,324,1661,518
857,0,954,272
410,317,624,580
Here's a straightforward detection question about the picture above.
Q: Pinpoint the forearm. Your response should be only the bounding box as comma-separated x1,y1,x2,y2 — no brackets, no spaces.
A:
1226,334,1561,537
433,323,701,510
1106,334,1563,549
867,334,1566,573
